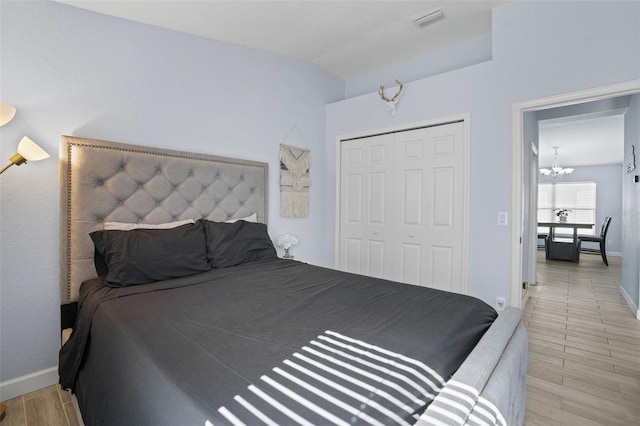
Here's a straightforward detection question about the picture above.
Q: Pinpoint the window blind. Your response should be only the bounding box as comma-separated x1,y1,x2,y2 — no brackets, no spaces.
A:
537,182,596,235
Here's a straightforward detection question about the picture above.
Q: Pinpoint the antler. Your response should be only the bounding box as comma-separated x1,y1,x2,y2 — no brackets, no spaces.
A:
378,79,403,102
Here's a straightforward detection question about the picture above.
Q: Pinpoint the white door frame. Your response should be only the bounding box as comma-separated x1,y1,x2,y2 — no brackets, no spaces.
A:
527,141,539,287
510,79,640,308
335,113,471,294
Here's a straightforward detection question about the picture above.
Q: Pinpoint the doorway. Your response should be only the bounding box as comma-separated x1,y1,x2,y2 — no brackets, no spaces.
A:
511,80,640,310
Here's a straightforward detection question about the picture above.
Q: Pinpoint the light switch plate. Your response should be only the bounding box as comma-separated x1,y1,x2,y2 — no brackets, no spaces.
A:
498,211,508,226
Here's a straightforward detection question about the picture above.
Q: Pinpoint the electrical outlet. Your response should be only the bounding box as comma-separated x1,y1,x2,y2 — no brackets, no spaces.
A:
608,240,613,246
496,297,506,311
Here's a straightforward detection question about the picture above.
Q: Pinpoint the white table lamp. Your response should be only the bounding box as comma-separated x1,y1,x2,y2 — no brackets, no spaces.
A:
275,234,298,259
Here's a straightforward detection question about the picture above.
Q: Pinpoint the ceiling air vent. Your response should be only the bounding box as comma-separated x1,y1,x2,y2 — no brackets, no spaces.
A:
413,8,445,29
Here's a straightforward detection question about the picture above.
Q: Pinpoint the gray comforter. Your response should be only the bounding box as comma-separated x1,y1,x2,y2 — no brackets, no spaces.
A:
59,259,497,425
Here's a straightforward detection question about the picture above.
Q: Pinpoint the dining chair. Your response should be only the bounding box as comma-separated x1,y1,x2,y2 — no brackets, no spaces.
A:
538,232,549,260
579,216,612,266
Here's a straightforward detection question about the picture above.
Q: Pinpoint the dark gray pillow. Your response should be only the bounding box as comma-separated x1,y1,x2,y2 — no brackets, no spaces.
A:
200,219,277,268
90,222,210,286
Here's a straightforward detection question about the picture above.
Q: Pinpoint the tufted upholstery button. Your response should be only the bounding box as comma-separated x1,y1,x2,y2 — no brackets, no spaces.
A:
118,201,123,205
139,184,143,189
172,217,177,221
156,169,162,175
156,202,161,207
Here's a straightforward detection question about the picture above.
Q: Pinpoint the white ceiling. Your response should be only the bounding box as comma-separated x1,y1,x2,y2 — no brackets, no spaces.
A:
538,112,625,168
56,0,507,79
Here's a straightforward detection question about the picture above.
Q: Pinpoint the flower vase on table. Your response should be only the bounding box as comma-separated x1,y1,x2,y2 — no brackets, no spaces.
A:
554,208,571,223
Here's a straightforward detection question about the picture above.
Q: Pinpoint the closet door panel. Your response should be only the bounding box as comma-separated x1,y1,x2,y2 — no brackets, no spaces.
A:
368,240,385,278
394,129,429,284
369,172,386,224
340,134,394,279
344,238,362,274
424,123,465,293
400,243,422,285
345,174,363,223
402,170,423,225
432,167,454,226
429,246,453,291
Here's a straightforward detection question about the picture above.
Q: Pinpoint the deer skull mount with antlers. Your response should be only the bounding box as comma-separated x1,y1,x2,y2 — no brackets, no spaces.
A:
378,79,403,118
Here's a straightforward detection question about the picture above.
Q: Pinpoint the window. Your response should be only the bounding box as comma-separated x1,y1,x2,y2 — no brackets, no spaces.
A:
538,182,596,235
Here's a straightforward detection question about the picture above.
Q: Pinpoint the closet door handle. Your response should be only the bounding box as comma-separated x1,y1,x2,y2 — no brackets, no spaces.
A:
373,230,379,235
409,233,414,238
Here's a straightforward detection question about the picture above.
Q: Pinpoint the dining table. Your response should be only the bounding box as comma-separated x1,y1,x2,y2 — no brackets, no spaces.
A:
538,221,594,262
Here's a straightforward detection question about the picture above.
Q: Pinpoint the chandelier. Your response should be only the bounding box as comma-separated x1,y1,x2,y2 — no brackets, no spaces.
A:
539,146,573,179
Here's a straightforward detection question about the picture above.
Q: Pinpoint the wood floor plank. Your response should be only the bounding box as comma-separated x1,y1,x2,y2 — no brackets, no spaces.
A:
526,397,604,426
527,358,622,393
526,386,563,409
524,409,565,426
562,359,640,389
527,349,564,367
564,346,639,371
0,397,26,426
562,376,639,410
561,398,633,426
615,364,640,380
528,374,632,423
62,402,80,426
23,387,69,426
527,364,564,385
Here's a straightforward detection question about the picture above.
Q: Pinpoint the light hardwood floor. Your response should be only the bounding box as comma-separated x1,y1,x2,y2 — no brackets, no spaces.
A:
1,384,78,426
2,252,637,425
523,251,640,425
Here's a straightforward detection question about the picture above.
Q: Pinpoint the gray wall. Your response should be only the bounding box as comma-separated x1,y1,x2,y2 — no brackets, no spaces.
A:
326,0,640,307
0,1,344,385
622,94,640,314
345,33,493,98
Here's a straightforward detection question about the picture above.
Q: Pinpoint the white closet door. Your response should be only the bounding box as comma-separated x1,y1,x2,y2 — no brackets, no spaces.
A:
393,128,429,285
339,121,466,293
339,133,394,279
421,122,465,292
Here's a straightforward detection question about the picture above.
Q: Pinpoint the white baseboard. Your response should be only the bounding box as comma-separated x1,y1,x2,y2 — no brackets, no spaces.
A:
620,285,640,320
0,366,58,401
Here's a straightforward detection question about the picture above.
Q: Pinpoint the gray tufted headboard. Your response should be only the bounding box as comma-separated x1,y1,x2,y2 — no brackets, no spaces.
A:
59,136,268,303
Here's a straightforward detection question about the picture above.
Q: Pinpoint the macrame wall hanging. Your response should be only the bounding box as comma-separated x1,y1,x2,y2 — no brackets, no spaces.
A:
280,143,310,217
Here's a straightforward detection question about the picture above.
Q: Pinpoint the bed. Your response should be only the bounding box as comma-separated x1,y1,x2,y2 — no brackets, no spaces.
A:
58,136,527,426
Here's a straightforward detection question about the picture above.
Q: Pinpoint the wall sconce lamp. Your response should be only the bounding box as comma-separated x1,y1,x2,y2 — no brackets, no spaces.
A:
0,102,50,175
0,102,17,125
